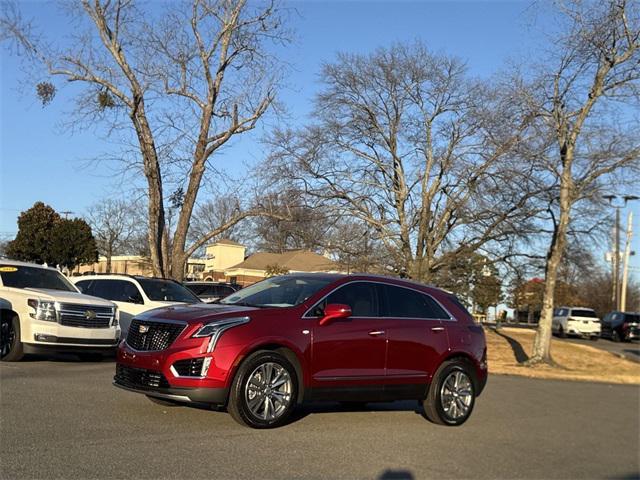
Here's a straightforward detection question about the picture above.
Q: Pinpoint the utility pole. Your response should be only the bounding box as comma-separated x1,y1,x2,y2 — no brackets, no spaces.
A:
604,195,638,311
620,211,633,313
615,207,621,309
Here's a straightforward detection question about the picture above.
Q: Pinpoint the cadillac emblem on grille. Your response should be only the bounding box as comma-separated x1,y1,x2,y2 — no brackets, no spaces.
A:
139,324,150,333
84,310,97,320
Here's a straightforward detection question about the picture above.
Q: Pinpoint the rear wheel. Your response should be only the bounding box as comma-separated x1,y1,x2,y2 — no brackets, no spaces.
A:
612,330,621,342
227,351,298,429
1,315,23,362
423,359,476,426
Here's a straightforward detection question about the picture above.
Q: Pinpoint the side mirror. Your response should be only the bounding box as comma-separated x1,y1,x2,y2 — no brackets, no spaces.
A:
319,303,352,326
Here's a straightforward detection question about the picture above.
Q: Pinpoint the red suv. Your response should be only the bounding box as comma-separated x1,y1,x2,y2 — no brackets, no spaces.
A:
114,274,487,428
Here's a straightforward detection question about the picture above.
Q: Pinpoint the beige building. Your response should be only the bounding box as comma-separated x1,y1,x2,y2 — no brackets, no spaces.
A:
75,256,207,279
75,255,153,276
74,239,341,285
203,239,247,281
223,250,340,286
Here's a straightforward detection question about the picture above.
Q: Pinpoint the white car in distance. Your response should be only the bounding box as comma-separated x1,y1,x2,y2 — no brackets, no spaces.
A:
0,260,119,362
552,307,601,340
72,274,201,337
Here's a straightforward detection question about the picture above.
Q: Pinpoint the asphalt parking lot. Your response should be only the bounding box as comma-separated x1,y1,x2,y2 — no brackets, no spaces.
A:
559,337,640,363
1,357,639,480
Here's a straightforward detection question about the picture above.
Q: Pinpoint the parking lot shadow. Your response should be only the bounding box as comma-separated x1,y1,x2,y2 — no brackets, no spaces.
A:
378,469,415,480
288,400,423,424
18,353,116,363
493,328,530,363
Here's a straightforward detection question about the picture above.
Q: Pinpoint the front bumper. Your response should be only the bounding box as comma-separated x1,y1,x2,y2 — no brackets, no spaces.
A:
113,377,228,405
114,333,239,405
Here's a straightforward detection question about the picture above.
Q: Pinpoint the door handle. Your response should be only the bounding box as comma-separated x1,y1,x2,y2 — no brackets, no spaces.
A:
368,330,385,336
431,327,445,332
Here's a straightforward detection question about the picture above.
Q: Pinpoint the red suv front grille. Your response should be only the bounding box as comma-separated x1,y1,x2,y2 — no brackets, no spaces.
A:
126,319,185,351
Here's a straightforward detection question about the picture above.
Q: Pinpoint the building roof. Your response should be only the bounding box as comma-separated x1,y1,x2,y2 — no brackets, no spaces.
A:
228,250,338,272
214,239,244,247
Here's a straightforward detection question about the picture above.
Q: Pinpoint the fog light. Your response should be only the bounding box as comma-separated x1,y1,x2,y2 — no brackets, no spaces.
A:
34,333,57,343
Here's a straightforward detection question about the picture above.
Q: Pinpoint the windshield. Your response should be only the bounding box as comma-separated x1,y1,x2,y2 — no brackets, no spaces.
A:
571,309,597,318
219,276,333,308
137,278,201,303
0,265,77,292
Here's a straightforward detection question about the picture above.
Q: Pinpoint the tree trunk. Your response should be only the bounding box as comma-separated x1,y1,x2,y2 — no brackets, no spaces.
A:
106,244,112,274
529,151,573,364
131,105,166,278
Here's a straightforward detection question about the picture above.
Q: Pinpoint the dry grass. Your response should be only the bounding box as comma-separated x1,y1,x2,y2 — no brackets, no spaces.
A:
486,327,640,384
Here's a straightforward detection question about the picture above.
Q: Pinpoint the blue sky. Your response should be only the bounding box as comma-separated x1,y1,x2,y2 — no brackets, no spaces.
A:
1,0,639,277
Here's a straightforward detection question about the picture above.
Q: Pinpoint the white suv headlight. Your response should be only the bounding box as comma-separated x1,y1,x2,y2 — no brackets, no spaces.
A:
192,317,250,352
27,299,57,322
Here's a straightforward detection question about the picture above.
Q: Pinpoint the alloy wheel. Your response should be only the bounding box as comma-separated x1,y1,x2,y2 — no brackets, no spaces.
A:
244,362,293,421
440,370,473,421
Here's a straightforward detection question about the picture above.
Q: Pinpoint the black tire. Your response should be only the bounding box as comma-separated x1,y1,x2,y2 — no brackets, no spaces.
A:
227,350,298,429
1,315,24,362
146,395,181,407
590,336,599,342
612,330,621,342
423,359,476,426
77,353,103,362
558,325,567,339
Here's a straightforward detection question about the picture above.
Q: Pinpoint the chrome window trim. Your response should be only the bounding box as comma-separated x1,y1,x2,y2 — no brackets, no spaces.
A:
302,280,456,322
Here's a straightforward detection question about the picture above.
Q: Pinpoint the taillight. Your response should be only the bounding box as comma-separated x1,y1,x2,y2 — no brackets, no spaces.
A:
623,322,630,330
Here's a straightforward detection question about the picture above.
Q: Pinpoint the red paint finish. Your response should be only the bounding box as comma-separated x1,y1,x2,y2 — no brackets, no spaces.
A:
115,274,488,404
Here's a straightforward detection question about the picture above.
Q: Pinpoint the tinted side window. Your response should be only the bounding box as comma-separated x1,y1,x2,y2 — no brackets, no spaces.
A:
92,280,143,303
186,284,208,296
384,284,449,319
214,286,234,297
75,280,93,294
314,282,380,317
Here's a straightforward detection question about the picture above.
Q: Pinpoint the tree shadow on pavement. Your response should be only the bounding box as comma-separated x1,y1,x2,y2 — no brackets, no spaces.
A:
494,328,530,364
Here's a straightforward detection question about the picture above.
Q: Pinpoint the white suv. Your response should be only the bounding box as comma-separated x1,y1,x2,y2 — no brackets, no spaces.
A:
0,260,120,361
72,274,201,337
552,307,601,340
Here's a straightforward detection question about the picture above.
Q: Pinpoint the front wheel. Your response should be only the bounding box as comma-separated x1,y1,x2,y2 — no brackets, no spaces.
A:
423,359,476,426
1,315,23,362
227,351,298,429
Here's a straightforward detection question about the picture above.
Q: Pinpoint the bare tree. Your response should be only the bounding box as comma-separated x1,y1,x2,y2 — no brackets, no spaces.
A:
267,42,538,281
86,199,144,273
518,0,640,364
2,0,289,280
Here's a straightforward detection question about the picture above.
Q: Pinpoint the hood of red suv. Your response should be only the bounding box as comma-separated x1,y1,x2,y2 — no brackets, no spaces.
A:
136,303,260,324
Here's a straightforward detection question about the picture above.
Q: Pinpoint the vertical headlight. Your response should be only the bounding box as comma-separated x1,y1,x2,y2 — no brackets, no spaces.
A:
192,317,250,352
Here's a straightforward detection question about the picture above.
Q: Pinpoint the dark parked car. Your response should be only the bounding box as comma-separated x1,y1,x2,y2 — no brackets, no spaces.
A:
183,281,240,303
114,273,488,429
601,311,640,342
